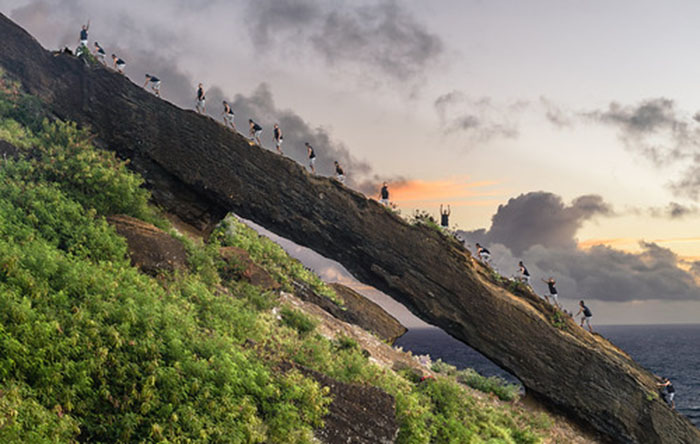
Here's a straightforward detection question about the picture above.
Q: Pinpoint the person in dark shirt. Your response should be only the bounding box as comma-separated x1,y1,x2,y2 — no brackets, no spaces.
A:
380,182,390,206
305,143,316,173
334,161,345,183
196,83,206,114
657,377,676,409
111,54,126,74
143,74,161,97
541,277,560,307
273,123,283,154
475,243,491,263
440,204,451,228
518,261,531,286
249,119,263,146
221,101,236,131
79,21,90,47
93,42,106,65
576,300,593,332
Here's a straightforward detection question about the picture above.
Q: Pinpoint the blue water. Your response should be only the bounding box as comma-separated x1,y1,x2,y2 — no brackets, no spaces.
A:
395,324,700,427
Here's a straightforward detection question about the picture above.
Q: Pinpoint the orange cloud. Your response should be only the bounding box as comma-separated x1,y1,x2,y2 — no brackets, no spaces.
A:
389,176,501,206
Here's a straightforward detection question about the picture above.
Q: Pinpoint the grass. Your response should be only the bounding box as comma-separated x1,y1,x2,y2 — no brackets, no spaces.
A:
0,70,555,443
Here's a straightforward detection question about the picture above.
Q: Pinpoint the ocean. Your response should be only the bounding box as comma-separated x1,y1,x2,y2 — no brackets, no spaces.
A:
395,324,700,428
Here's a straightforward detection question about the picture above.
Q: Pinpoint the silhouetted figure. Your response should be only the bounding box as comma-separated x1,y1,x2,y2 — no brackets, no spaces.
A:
111,54,126,74
440,204,451,228
518,261,530,286
196,83,206,114
249,120,263,146
273,123,283,154
306,143,316,173
334,161,345,183
79,20,90,47
576,300,593,332
222,101,236,131
380,182,390,206
143,74,161,97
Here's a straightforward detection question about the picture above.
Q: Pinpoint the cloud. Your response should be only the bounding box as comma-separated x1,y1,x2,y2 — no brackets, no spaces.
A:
460,192,613,256
540,96,573,128
434,91,524,141
458,192,700,302
648,202,699,219
245,0,443,88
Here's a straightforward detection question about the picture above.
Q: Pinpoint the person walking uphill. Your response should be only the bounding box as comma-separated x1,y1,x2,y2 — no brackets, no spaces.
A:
334,161,345,183
93,42,106,65
519,261,531,286
143,74,161,97
249,120,263,146
273,124,283,154
221,101,236,131
576,300,594,332
440,204,451,228
542,277,560,307
196,83,206,114
112,54,126,74
306,143,316,173
657,377,676,409
475,243,491,264
380,182,390,206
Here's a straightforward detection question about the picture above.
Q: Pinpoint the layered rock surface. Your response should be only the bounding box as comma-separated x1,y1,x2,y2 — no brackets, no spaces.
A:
1,14,697,443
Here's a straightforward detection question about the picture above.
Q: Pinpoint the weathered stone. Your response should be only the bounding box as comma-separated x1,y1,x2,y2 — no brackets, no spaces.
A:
0,139,19,160
219,246,280,290
1,14,697,443
106,215,186,275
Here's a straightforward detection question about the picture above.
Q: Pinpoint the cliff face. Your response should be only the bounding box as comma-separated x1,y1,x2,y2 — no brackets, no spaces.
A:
1,14,697,443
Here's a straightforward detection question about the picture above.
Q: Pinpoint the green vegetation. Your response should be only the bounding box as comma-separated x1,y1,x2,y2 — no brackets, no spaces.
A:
432,360,521,402
409,209,444,233
0,72,555,442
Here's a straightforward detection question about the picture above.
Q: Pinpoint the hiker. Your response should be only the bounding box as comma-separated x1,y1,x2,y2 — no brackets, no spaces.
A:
93,42,106,65
576,300,594,332
79,20,90,47
475,243,491,263
334,161,345,183
542,277,560,307
306,143,316,173
657,377,676,409
221,101,236,131
440,204,451,228
112,54,126,74
249,120,263,146
380,182,390,206
196,83,206,114
143,74,161,97
273,123,283,154
518,261,531,286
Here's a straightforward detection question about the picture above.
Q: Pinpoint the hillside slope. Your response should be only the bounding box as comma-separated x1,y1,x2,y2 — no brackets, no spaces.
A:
1,13,697,443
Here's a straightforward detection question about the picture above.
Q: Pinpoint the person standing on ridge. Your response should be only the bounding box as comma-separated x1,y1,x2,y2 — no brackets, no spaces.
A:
657,377,676,409
79,20,90,47
542,277,560,307
475,243,491,264
112,54,126,74
221,101,236,131
93,42,106,65
518,261,531,286
576,300,594,332
196,83,206,114
440,204,451,228
306,143,316,173
143,74,161,97
273,123,283,154
249,120,263,146
334,161,345,183
380,182,390,206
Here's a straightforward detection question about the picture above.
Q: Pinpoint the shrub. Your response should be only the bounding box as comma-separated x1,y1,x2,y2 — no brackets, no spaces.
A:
456,368,520,401
280,307,318,336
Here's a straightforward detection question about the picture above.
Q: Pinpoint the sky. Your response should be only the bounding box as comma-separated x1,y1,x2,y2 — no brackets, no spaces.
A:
2,0,700,323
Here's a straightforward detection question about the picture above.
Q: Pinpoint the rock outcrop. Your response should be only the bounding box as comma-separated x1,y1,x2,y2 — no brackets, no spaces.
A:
292,280,407,344
1,14,697,443
106,215,187,275
219,246,281,291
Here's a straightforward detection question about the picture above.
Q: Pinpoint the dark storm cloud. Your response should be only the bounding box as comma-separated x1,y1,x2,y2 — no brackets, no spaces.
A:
460,192,612,256
246,0,443,85
434,91,523,141
458,192,700,302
